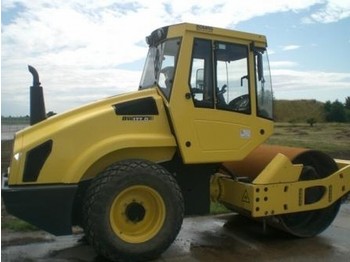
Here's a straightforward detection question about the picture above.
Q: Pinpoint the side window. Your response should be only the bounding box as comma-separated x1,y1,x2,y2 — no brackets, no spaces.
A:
189,39,213,108
215,42,250,114
158,39,180,100
255,49,273,119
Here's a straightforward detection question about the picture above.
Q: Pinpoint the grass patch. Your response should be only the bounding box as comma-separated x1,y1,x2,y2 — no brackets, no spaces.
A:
2,216,38,232
267,123,350,159
210,202,230,214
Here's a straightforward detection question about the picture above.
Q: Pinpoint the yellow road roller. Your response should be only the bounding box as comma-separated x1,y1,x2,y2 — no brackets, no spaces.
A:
2,23,349,261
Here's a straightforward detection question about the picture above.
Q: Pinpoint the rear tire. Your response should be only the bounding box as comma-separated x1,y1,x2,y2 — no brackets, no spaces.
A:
83,159,184,261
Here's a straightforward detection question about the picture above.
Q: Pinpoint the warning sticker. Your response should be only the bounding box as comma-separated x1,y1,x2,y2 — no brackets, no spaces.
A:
242,190,250,203
240,129,251,139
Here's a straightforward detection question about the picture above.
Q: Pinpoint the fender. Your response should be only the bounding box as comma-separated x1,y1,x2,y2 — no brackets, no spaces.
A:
65,134,176,183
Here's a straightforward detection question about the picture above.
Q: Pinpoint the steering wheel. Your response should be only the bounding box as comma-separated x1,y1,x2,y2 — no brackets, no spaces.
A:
228,94,250,112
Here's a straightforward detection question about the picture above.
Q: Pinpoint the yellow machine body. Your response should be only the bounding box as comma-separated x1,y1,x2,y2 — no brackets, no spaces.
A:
7,23,273,186
2,23,349,259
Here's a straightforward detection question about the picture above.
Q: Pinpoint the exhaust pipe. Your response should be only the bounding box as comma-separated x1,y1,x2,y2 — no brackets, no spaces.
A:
28,65,46,125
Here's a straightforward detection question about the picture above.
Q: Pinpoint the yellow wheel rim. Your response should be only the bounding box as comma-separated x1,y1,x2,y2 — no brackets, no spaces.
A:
110,185,166,243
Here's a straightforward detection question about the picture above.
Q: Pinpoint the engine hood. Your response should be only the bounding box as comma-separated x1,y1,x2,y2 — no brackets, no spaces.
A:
9,87,176,184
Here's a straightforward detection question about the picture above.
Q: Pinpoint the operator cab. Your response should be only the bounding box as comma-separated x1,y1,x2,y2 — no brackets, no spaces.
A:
139,23,274,163
139,24,273,120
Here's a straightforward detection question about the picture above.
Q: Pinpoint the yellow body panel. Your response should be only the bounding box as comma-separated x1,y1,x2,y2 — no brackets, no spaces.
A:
9,88,176,184
212,155,350,217
253,154,303,184
335,159,350,169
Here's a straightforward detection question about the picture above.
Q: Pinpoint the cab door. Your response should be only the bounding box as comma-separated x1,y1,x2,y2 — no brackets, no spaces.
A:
167,35,272,164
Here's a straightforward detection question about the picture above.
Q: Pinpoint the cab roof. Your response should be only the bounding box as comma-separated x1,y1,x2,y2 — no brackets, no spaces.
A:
167,23,267,47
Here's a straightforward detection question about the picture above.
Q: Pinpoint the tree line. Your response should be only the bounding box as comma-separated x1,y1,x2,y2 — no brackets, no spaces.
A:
1,111,57,124
324,96,350,123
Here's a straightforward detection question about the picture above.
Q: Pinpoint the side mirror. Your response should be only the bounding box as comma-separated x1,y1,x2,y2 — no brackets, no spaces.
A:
196,68,204,90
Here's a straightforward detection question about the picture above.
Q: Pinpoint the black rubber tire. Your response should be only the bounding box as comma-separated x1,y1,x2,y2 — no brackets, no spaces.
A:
83,159,184,261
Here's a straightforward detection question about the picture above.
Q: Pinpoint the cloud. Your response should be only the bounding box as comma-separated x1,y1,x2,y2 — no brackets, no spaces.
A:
1,1,161,115
303,0,350,23
271,69,350,102
282,45,301,51
270,61,298,68
1,0,348,115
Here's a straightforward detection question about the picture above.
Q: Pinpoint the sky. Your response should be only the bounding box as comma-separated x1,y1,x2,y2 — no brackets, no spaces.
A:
1,0,350,116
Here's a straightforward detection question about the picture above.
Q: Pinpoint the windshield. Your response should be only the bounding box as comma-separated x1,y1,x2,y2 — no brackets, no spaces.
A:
255,49,273,119
139,46,159,89
139,38,181,100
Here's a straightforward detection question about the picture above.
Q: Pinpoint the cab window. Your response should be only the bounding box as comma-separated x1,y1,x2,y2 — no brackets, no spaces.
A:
255,49,273,119
215,42,250,113
189,39,251,113
189,39,214,108
157,39,180,100
140,38,180,101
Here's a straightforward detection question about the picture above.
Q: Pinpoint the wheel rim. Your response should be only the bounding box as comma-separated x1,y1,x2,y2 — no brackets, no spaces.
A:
110,185,166,243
